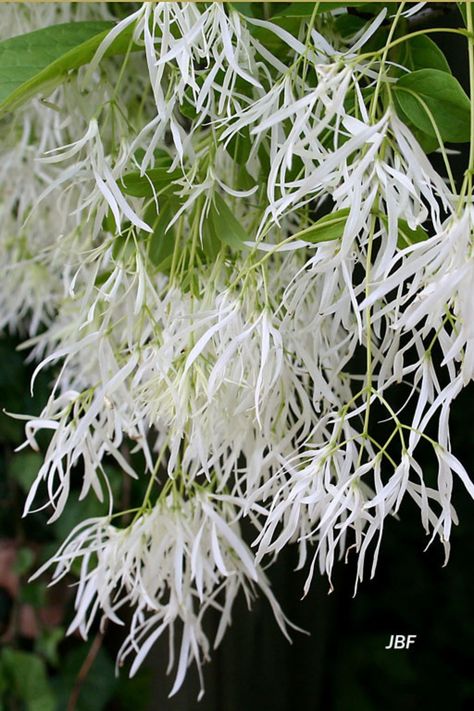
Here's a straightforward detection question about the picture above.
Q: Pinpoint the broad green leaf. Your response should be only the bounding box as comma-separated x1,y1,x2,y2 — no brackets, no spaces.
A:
1,649,55,711
210,193,250,250
394,69,471,143
409,124,439,155
398,35,451,74
0,21,135,115
293,208,350,244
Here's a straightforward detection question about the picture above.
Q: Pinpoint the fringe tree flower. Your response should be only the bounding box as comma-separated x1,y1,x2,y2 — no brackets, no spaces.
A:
1,0,474,698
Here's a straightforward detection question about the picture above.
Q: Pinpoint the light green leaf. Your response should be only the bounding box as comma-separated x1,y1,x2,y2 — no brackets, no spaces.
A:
396,219,428,249
210,193,250,250
394,69,471,143
293,208,350,244
0,21,135,115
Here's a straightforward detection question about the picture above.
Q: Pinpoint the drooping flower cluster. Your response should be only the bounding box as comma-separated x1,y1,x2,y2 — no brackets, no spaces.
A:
2,0,474,698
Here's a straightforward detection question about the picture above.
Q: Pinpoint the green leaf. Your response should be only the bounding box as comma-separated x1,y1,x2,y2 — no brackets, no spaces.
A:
396,219,428,249
120,165,180,198
54,645,116,711
230,2,254,17
334,13,366,38
147,202,176,271
9,452,42,493
0,20,135,115
1,649,55,711
12,546,35,576
292,208,350,244
200,215,222,264
394,69,471,143
458,2,467,26
19,581,46,608
398,35,451,74
210,193,250,250
35,627,65,668
272,2,364,17
379,213,428,248
225,126,251,166
52,491,108,542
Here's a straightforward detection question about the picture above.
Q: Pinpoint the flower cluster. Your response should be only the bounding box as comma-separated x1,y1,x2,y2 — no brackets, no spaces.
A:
2,0,474,698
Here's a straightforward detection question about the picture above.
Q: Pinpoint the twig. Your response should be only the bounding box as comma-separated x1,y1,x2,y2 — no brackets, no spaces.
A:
66,624,108,711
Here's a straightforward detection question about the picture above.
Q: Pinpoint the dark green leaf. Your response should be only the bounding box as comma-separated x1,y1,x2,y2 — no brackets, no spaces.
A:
210,193,250,250
9,452,42,493
394,69,471,143
54,646,116,711
147,202,176,270
12,546,35,576
19,581,46,608
120,165,180,198
201,216,221,263
335,13,366,38
112,233,135,262
53,492,108,541
1,649,55,711
225,126,251,166
272,2,364,18
230,2,254,17
293,208,350,244
398,35,451,74
458,2,467,26
35,627,65,667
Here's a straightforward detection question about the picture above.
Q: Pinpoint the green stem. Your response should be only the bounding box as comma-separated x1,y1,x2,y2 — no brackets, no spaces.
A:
358,27,471,63
370,1,405,121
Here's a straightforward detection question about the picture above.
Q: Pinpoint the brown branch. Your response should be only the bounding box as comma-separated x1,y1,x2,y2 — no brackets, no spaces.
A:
66,622,108,711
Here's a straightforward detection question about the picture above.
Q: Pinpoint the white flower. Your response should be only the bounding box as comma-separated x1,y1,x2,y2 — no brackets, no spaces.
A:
33,491,294,699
